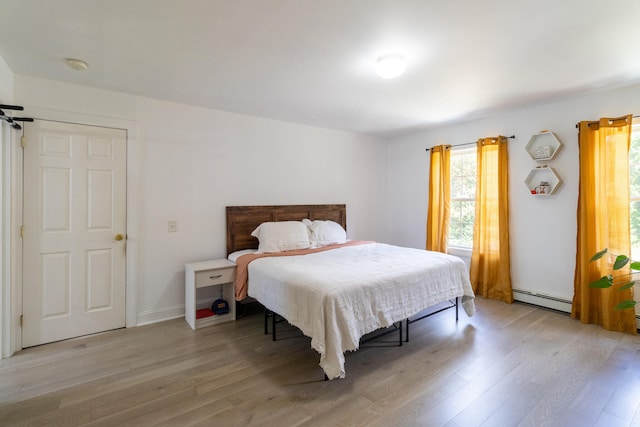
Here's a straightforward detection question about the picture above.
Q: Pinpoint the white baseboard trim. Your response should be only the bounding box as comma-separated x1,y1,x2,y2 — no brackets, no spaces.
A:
135,291,638,330
136,297,218,326
136,304,184,326
513,288,640,329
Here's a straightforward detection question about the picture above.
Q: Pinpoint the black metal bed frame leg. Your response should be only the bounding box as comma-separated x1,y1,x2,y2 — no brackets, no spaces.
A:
399,321,403,346
272,309,277,341
405,297,460,343
263,308,278,341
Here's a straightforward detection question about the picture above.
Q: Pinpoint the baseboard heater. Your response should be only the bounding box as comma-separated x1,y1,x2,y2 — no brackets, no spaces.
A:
513,288,640,324
512,288,572,313
513,288,572,303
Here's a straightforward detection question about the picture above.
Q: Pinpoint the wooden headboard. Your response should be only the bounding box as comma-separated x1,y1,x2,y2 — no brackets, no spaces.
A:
226,204,346,255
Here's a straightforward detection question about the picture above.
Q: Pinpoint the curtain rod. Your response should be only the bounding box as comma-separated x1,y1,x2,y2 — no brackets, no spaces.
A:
0,103,34,130
425,135,515,152
574,114,640,129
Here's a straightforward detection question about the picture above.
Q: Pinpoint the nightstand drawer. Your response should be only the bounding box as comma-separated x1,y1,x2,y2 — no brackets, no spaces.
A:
195,267,235,288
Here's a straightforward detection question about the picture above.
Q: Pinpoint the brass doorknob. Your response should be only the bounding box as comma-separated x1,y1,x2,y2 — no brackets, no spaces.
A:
115,234,124,241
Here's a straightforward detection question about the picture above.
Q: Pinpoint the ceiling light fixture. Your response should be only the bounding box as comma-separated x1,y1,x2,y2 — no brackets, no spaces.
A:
375,54,406,79
65,58,89,71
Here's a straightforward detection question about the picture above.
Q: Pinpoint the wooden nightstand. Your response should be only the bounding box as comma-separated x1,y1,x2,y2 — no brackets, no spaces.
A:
185,259,236,330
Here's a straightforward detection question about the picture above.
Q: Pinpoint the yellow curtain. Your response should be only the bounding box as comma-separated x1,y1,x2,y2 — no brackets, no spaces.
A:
573,115,636,334
470,136,513,303
426,145,451,252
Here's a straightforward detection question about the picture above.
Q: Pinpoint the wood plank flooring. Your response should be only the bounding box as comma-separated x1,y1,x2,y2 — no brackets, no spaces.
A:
1,297,639,427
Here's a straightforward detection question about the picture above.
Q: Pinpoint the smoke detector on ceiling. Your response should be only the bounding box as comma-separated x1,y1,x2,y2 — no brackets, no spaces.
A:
65,58,89,71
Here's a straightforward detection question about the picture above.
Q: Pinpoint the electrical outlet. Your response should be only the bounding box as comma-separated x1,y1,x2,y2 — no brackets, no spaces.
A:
168,220,177,232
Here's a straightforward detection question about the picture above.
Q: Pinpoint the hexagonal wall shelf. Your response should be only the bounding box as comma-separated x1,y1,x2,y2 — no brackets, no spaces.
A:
525,130,563,161
525,165,562,196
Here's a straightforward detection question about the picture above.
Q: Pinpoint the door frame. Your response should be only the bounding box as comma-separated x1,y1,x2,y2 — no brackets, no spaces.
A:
2,107,139,356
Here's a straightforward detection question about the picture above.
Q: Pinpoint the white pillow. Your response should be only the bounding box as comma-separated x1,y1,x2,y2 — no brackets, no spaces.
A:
251,221,311,253
303,219,347,247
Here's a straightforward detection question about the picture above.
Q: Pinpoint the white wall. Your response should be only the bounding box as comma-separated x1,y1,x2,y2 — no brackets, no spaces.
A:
387,83,640,309
0,55,13,103
14,75,388,324
0,54,14,358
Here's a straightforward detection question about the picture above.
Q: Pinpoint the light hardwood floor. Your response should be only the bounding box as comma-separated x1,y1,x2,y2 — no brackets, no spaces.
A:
1,298,639,427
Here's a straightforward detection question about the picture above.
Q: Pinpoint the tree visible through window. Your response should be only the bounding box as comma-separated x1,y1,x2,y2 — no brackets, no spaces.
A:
449,147,476,248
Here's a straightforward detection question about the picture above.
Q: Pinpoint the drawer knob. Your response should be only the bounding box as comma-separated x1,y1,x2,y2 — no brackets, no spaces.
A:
210,274,223,279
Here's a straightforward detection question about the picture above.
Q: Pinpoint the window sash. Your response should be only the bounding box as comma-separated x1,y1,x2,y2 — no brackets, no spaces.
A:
449,148,476,249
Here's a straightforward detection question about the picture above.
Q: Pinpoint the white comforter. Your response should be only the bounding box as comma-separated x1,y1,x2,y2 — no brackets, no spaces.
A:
245,242,475,379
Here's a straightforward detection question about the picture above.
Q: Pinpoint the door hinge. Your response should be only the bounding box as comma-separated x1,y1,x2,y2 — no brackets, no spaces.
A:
20,136,25,148
20,226,25,238
19,315,23,327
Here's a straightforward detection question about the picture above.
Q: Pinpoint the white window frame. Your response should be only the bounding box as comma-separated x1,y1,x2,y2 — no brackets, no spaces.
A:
631,120,640,261
448,146,476,253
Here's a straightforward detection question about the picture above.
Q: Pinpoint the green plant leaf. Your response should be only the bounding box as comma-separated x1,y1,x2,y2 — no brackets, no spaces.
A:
617,281,636,291
613,255,630,270
614,300,637,310
589,248,608,262
589,276,613,288
588,251,638,313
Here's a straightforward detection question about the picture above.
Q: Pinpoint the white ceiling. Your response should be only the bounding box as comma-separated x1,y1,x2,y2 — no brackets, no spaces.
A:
1,0,640,137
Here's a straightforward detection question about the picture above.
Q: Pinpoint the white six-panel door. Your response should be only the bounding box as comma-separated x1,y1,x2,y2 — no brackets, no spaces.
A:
22,120,127,347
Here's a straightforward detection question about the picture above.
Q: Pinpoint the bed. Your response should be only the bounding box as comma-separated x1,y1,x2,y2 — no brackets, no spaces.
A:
226,204,475,379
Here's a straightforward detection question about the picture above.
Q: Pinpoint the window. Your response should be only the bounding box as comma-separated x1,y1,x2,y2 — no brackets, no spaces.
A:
448,147,476,248
632,120,640,318
631,121,640,261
